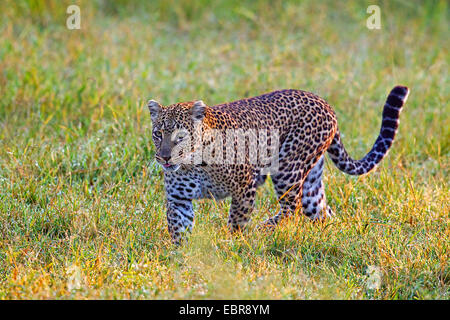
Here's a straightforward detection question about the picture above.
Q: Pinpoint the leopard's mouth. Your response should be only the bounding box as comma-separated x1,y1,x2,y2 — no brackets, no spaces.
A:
155,154,180,171
159,162,180,172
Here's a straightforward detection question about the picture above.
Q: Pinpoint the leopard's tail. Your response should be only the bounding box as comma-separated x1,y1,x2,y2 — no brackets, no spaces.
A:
327,85,410,175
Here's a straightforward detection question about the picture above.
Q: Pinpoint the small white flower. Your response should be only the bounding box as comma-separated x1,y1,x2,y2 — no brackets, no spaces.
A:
365,265,381,290
66,264,82,291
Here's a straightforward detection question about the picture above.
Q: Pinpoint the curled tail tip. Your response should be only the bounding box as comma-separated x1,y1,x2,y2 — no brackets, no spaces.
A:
393,84,409,92
328,85,410,176
389,85,410,107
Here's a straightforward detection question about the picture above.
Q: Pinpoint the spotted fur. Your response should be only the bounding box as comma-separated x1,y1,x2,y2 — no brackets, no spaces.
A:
148,86,409,244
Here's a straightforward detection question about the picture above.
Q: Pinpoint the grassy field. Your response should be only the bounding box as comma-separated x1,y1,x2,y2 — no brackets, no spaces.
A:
0,0,448,299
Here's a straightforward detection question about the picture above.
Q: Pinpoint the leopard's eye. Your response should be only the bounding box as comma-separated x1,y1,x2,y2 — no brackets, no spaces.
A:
173,131,188,143
153,130,162,139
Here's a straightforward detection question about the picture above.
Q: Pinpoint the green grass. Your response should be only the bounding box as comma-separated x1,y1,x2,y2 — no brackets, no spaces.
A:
0,0,448,299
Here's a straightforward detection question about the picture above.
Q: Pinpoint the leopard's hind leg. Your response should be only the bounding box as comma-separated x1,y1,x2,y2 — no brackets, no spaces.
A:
263,168,304,226
301,156,334,219
262,154,333,227
262,149,324,226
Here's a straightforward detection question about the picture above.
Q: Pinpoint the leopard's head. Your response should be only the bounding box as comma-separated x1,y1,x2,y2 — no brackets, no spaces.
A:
147,99,206,172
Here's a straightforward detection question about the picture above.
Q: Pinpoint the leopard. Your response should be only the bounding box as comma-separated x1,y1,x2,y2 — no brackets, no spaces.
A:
147,85,410,244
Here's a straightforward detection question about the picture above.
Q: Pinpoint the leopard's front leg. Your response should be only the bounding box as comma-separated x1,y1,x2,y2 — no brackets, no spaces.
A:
165,195,194,245
163,169,202,245
228,183,257,232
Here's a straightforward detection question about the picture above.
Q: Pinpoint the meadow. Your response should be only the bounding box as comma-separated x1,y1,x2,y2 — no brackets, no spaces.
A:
0,0,448,299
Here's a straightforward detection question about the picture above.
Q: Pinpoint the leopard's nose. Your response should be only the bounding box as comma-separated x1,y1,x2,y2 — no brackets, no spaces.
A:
155,154,171,163
161,155,171,163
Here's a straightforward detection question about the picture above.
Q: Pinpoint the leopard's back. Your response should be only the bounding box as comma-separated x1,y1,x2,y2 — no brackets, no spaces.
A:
205,89,337,132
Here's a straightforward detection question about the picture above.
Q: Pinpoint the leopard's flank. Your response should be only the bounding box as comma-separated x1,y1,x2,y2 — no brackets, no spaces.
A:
147,86,409,244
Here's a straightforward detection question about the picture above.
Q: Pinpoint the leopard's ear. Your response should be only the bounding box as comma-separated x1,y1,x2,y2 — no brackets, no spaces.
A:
147,100,162,121
190,100,206,122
